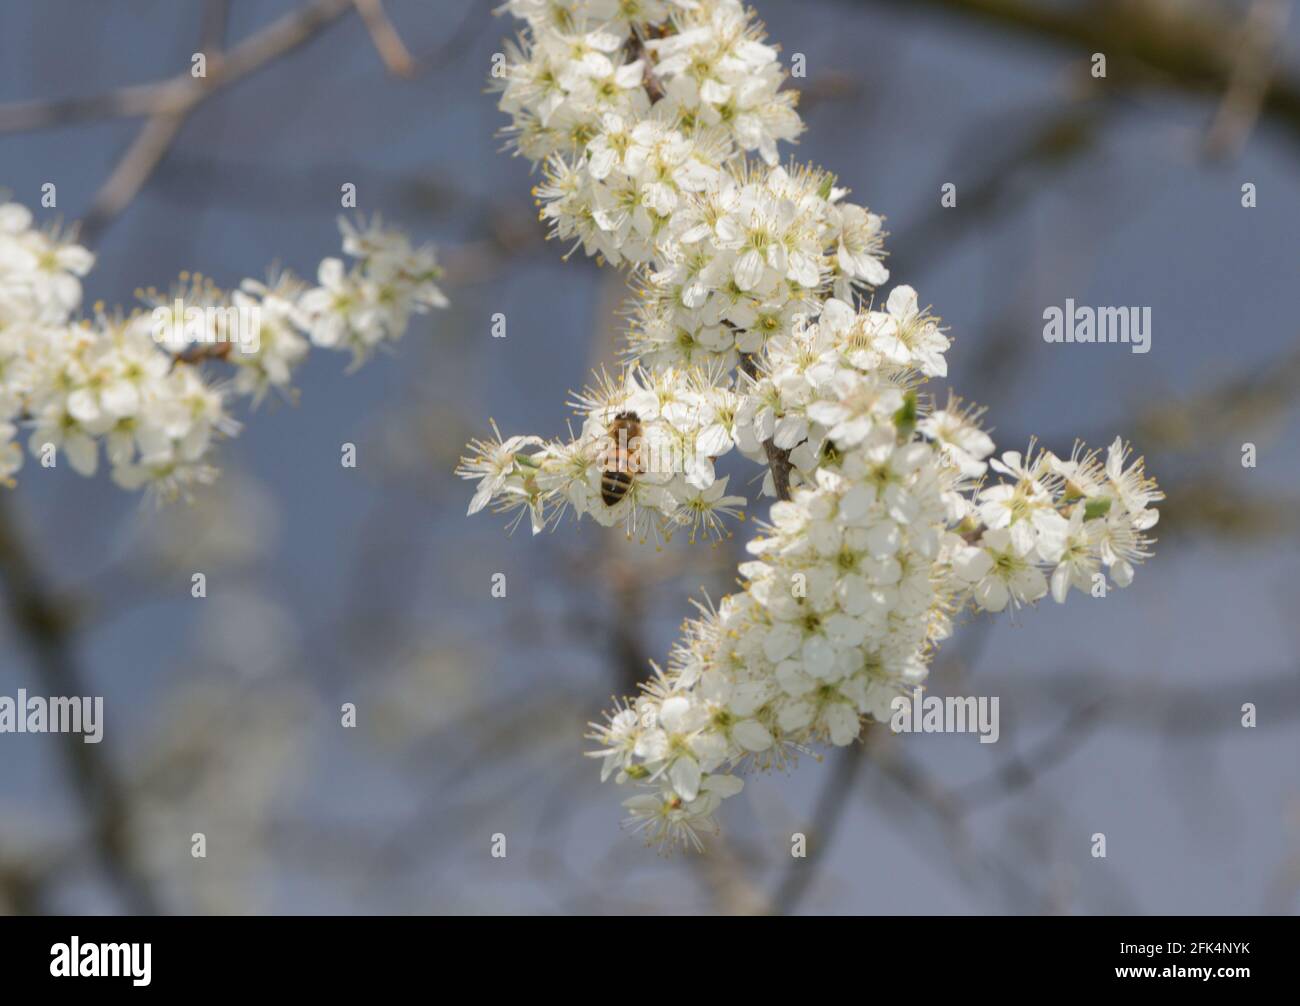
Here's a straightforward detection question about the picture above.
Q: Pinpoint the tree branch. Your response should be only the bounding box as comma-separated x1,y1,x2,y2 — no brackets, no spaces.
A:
768,740,866,914
738,351,794,502
353,0,417,78
0,495,160,914
857,0,1300,149
0,0,355,134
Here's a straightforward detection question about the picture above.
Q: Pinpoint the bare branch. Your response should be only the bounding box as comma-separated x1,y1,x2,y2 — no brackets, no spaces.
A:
855,0,1300,149
1204,0,1290,158
0,496,159,914
768,741,867,914
79,113,190,246
0,0,355,134
353,0,418,78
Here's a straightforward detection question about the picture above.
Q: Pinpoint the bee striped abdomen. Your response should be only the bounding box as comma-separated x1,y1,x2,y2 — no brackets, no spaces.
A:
600,410,642,507
600,469,634,506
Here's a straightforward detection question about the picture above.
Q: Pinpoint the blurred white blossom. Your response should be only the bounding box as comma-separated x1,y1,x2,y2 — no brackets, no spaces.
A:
0,202,446,499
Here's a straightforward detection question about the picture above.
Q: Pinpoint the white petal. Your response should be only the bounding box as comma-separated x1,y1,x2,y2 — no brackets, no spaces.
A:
669,756,701,802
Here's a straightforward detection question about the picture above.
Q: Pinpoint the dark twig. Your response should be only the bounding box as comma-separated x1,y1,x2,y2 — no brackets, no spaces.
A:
628,27,668,103
738,351,794,501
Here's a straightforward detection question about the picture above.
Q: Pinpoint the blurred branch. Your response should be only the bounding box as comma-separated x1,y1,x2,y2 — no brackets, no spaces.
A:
353,0,417,77
79,114,191,246
993,665,1300,734
888,102,1107,278
0,495,159,914
1204,0,1290,159
600,557,773,912
1017,341,1300,540
1154,473,1300,541
199,0,232,55
768,741,867,914
75,0,356,244
770,617,999,914
1131,343,1300,455
9,0,491,247
859,0,1300,147
870,742,1056,911
953,698,1107,810
0,0,355,134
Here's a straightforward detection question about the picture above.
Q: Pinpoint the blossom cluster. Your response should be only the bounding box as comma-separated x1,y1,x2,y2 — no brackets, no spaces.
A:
501,0,885,373
0,200,445,497
461,365,746,541
462,0,1163,850
586,295,1160,848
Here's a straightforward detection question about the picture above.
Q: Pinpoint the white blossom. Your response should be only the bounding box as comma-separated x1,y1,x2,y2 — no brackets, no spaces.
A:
465,0,1164,851
0,200,445,499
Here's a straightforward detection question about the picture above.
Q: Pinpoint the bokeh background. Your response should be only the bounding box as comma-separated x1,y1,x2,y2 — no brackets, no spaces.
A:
1,0,1297,915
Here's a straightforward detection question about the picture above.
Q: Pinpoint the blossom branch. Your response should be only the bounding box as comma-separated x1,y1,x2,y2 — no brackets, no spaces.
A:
460,0,1163,853
1,197,447,496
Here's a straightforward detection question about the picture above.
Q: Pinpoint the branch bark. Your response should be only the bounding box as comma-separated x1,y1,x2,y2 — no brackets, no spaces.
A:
738,351,794,502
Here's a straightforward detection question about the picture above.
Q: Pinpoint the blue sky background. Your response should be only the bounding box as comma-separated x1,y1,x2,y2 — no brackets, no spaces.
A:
0,0,1297,914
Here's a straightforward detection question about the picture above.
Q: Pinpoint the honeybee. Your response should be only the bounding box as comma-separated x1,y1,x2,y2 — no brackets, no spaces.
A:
600,410,644,506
